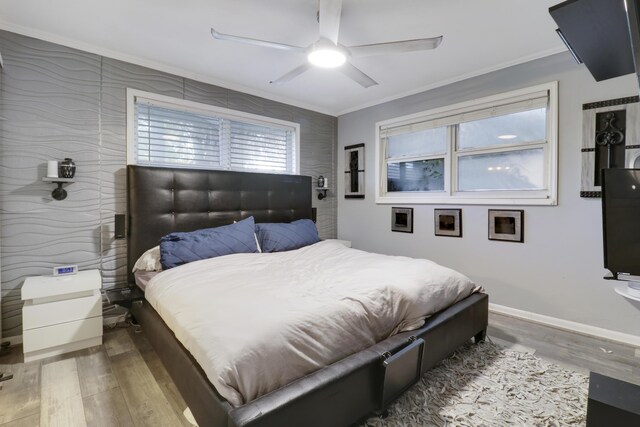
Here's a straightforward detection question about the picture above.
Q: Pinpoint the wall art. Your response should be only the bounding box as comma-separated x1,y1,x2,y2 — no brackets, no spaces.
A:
344,143,365,198
434,209,462,237
391,207,413,233
581,96,640,197
488,209,524,243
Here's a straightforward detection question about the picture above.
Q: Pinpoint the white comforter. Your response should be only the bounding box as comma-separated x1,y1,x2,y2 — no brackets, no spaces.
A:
145,240,479,407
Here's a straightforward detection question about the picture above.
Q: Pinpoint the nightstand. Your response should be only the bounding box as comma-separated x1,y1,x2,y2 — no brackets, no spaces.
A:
21,269,102,362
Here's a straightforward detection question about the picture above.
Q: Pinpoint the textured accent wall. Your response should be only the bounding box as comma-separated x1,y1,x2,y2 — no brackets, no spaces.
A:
0,30,337,338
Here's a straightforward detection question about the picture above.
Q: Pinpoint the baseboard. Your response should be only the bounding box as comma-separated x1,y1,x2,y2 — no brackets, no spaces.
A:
489,303,640,348
2,334,23,346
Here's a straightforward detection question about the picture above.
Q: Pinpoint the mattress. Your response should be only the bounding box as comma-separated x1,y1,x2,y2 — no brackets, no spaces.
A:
145,239,480,407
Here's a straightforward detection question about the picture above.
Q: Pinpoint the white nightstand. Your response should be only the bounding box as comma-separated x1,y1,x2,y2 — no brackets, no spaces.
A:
21,269,102,362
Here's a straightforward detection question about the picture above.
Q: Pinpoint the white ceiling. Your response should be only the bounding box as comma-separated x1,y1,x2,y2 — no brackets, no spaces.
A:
0,0,566,116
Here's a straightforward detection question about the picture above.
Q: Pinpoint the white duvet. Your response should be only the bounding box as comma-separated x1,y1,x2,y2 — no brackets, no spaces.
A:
145,240,479,407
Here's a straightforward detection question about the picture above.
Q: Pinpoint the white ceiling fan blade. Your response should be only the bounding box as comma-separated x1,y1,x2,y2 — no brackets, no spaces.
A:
339,63,378,88
318,0,343,45
349,36,443,57
270,63,312,85
211,28,305,53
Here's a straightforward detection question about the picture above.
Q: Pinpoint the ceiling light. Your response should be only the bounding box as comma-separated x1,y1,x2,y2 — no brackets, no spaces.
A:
307,41,347,68
498,134,517,140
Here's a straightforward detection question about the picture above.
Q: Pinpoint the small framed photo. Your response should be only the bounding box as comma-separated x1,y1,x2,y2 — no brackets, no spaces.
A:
435,209,462,237
391,207,413,233
488,209,524,243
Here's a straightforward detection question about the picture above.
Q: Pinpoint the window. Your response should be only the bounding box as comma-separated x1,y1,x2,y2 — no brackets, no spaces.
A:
127,89,299,174
375,82,558,205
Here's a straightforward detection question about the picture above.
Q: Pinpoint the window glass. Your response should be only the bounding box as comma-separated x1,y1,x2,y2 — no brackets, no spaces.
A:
457,148,545,191
387,127,447,158
458,108,546,150
387,158,445,192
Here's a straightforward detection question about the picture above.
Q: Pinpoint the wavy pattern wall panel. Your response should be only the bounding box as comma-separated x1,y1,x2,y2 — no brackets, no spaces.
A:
99,58,184,290
0,30,337,338
0,32,101,337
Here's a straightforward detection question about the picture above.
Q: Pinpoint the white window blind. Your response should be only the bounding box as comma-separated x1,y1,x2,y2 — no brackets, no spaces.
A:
130,91,299,174
229,121,294,173
135,103,222,168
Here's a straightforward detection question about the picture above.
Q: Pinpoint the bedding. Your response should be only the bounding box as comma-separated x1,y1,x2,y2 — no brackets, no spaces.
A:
134,270,159,291
145,239,480,407
160,216,258,269
132,245,162,272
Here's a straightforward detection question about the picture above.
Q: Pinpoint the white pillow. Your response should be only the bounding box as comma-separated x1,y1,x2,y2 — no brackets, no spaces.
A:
132,245,162,272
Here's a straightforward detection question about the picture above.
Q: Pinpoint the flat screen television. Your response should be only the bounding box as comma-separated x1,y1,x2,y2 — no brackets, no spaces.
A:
602,168,640,297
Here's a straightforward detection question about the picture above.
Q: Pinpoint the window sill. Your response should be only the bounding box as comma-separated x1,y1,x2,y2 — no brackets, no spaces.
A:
375,194,557,206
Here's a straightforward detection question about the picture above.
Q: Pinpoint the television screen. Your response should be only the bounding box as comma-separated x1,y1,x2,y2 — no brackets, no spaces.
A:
602,168,640,278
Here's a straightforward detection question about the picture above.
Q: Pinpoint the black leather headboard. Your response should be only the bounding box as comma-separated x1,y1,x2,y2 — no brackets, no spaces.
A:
126,165,312,284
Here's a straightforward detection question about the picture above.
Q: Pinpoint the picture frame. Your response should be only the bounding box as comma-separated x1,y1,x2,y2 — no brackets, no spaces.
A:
434,209,462,237
580,96,640,198
391,207,413,233
488,209,524,243
344,143,365,199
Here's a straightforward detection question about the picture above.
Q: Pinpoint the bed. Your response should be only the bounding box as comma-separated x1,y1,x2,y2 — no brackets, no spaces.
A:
127,165,488,427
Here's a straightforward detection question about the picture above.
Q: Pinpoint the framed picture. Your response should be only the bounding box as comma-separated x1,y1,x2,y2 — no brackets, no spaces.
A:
344,143,365,199
488,209,524,243
391,207,413,233
434,209,462,237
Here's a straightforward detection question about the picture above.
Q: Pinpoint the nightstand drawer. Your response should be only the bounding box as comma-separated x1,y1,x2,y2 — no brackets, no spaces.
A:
22,290,101,330
23,316,102,353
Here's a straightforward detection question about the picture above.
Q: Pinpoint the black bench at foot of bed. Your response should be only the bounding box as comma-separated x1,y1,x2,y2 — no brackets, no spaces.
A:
131,292,488,427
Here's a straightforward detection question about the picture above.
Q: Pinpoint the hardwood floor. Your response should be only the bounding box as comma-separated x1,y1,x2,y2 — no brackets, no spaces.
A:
488,311,640,386
0,327,190,427
1,313,639,426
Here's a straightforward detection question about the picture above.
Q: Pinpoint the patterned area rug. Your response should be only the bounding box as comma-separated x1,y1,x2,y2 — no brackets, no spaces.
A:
363,341,588,427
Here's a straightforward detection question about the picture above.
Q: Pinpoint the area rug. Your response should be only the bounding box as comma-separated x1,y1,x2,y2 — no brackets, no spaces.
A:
363,341,588,427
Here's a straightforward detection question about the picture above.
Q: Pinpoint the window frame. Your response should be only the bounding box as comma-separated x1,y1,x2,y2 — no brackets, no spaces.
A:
126,89,301,174
375,82,558,205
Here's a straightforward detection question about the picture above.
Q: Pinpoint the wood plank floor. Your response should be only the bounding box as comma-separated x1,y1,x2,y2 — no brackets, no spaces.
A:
1,313,639,426
0,327,190,427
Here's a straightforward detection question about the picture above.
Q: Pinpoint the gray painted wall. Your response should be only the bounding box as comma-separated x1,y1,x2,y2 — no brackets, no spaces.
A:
338,53,640,336
0,30,337,338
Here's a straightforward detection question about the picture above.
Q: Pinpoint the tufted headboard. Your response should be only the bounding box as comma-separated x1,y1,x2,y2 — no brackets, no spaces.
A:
126,165,312,284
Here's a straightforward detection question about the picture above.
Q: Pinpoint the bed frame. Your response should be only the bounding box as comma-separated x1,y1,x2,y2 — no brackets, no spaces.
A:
127,165,488,427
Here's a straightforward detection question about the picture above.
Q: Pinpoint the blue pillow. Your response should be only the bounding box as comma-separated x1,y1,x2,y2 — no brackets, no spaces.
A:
160,217,258,269
255,219,320,253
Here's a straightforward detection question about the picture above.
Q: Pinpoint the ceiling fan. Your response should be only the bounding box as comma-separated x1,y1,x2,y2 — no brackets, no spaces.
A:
210,0,442,88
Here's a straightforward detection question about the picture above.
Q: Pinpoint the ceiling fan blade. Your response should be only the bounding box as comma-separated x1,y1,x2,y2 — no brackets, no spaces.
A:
318,0,343,45
270,63,312,85
349,36,443,57
339,63,378,88
211,28,305,53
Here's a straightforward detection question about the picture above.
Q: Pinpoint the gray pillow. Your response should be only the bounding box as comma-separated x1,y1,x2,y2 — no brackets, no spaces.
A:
255,219,320,253
160,216,258,269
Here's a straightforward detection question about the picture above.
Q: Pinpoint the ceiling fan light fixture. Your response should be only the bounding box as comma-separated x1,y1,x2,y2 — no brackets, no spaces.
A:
307,46,346,68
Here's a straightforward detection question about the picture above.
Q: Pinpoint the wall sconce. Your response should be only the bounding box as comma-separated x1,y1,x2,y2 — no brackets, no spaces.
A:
315,175,329,200
42,158,76,200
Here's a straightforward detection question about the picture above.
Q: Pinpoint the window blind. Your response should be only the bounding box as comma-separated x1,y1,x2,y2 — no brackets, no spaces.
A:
229,121,294,173
133,96,297,174
379,90,549,139
135,103,222,168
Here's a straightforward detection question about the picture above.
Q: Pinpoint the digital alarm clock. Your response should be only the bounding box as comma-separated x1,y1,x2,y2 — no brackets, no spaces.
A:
53,265,78,276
